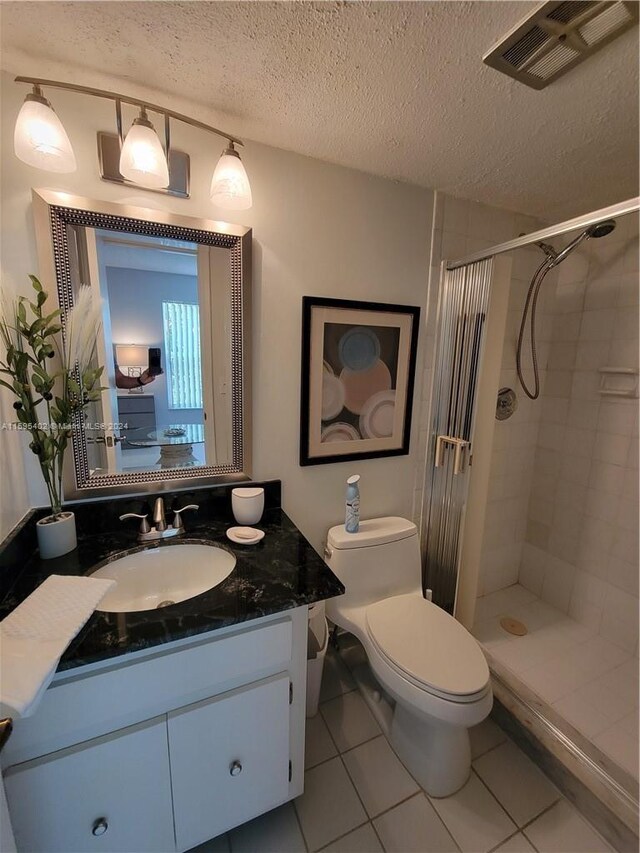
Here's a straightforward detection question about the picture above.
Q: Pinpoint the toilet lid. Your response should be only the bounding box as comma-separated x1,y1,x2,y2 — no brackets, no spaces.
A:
365,594,489,698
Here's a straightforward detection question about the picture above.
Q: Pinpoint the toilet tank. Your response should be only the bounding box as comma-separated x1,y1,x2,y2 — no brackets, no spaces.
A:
324,517,422,615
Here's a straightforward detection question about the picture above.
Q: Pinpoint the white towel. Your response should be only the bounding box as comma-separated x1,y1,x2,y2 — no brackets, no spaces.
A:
0,575,116,719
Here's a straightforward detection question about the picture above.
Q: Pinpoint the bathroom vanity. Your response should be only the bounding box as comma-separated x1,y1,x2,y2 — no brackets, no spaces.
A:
0,483,343,852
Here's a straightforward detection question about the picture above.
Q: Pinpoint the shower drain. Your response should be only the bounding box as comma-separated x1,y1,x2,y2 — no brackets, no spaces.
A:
500,616,528,636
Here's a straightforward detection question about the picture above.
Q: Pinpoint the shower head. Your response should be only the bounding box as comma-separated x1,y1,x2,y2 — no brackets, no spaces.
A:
549,219,617,268
586,220,617,239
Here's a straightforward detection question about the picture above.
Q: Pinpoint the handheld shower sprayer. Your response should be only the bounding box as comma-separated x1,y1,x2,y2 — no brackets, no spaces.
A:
516,220,616,399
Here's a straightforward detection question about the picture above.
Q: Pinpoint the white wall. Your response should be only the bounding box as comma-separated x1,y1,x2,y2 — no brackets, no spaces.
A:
0,71,433,549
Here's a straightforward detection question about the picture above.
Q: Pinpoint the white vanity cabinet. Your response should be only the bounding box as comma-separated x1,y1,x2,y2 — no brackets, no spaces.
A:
2,606,308,853
4,718,174,853
169,674,291,850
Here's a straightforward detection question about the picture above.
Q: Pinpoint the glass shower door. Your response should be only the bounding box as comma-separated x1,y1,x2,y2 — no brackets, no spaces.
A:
423,258,494,613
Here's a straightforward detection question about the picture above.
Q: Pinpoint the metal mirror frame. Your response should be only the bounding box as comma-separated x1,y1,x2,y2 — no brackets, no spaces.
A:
32,188,252,499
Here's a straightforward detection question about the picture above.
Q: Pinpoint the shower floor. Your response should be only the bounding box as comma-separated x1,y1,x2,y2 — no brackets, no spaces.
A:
472,584,639,782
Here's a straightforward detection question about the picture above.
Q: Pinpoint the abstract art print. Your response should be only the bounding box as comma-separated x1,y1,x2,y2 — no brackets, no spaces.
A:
300,297,420,465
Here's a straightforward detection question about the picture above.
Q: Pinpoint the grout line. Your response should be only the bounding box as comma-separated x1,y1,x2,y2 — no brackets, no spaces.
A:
369,817,387,852
291,797,310,853
314,818,371,852
471,731,510,762
459,768,520,833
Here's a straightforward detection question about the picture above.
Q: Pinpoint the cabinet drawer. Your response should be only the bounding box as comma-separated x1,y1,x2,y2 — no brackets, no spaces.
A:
4,616,293,767
4,717,174,853
169,674,291,851
117,395,155,414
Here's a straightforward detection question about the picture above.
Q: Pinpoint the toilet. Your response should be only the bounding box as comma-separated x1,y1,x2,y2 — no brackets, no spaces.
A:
325,516,492,797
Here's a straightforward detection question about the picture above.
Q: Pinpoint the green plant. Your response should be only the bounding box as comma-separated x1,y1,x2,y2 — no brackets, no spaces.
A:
0,276,104,518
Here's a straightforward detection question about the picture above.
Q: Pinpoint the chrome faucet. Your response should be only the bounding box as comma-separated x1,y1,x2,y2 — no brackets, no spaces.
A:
120,499,199,542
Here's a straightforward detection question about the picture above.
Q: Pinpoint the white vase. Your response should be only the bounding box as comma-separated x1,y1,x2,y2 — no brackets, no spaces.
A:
36,511,77,560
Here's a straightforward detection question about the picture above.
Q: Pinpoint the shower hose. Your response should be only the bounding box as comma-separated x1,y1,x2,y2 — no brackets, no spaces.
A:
516,257,555,400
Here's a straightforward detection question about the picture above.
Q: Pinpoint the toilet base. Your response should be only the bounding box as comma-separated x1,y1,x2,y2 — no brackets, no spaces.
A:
347,656,474,798
390,703,471,797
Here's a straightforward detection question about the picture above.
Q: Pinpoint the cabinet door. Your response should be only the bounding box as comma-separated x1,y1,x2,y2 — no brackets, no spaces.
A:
4,717,174,853
169,674,291,851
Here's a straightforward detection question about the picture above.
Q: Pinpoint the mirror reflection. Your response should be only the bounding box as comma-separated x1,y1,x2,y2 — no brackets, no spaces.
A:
68,227,233,475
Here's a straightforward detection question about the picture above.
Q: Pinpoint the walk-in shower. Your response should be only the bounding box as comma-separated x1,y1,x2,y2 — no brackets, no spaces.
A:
517,219,618,399
422,195,639,849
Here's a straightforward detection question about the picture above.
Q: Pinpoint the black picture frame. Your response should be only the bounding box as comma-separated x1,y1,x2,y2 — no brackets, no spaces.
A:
300,296,421,466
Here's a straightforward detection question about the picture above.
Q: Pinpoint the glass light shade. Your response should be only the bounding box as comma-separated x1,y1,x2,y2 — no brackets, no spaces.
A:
119,117,169,189
115,344,148,367
14,95,76,173
210,147,252,210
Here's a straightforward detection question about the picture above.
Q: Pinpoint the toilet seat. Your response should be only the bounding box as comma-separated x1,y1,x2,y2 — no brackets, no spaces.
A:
365,594,490,703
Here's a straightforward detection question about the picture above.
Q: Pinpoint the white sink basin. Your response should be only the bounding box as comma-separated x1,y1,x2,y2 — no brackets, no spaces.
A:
91,542,236,613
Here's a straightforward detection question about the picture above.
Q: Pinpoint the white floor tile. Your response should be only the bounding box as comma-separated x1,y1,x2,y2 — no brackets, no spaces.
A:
295,757,367,851
494,833,537,853
551,692,611,738
473,740,559,826
342,735,419,817
520,655,595,704
321,823,382,852
472,617,514,647
373,793,458,853
188,833,230,853
320,691,381,752
305,712,338,769
570,678,636,725
229,803,305,853
524,800,613,852
430,771,516,853
469,718,507,760
593,725,640,779
475,586,537,622
320,651,356,702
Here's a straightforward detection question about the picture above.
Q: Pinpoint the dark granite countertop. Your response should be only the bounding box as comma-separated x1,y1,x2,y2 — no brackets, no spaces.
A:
0,483,344,672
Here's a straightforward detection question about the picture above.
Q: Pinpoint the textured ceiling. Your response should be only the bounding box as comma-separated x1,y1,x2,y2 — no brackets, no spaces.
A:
1,1,638,219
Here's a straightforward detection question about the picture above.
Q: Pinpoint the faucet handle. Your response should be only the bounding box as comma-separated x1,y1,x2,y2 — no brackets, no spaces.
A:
119,512,151,534
172,504,199,532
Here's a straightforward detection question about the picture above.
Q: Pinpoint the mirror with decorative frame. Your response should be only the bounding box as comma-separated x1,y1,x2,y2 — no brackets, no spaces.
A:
32,189,252,499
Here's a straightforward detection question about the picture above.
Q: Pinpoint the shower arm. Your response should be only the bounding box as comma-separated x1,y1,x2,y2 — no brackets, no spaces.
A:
446,196,639,270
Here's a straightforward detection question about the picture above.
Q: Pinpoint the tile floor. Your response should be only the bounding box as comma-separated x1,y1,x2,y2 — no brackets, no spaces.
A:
472,584,639,780
193,647,614,853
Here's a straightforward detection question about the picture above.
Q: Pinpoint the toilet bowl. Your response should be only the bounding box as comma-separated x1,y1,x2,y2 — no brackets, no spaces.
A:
325,516,491,797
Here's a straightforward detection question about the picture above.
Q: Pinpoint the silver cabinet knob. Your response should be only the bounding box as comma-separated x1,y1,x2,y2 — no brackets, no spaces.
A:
91,818,108,836
229,760,243,777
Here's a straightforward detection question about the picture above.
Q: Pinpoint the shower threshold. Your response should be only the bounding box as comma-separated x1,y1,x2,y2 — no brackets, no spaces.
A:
473,584,638,845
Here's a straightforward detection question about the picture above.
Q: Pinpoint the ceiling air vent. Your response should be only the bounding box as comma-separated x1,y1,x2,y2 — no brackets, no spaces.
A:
484,1,639,89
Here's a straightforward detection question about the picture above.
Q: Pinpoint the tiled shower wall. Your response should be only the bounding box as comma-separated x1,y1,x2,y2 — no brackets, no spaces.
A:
520,213,639,653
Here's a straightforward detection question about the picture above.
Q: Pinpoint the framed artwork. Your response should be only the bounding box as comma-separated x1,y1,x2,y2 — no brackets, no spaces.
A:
300,296,421,466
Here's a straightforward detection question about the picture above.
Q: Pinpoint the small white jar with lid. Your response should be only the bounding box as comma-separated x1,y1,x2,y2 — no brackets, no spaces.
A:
231,487,265,525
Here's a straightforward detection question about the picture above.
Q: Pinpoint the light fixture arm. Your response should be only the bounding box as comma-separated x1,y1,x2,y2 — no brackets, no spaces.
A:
15,75,244,147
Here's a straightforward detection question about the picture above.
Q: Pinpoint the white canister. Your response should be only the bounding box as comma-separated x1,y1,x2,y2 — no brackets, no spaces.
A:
36,511,77,560
231,487,265,525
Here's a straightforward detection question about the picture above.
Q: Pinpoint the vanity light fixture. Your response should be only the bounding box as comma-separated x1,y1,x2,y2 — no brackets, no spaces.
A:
118,107,170,189
210,141,253,210
13,76,252,208
14,84,77,173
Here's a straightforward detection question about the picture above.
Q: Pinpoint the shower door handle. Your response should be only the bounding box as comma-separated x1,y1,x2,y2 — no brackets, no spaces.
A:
435,435,469,475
